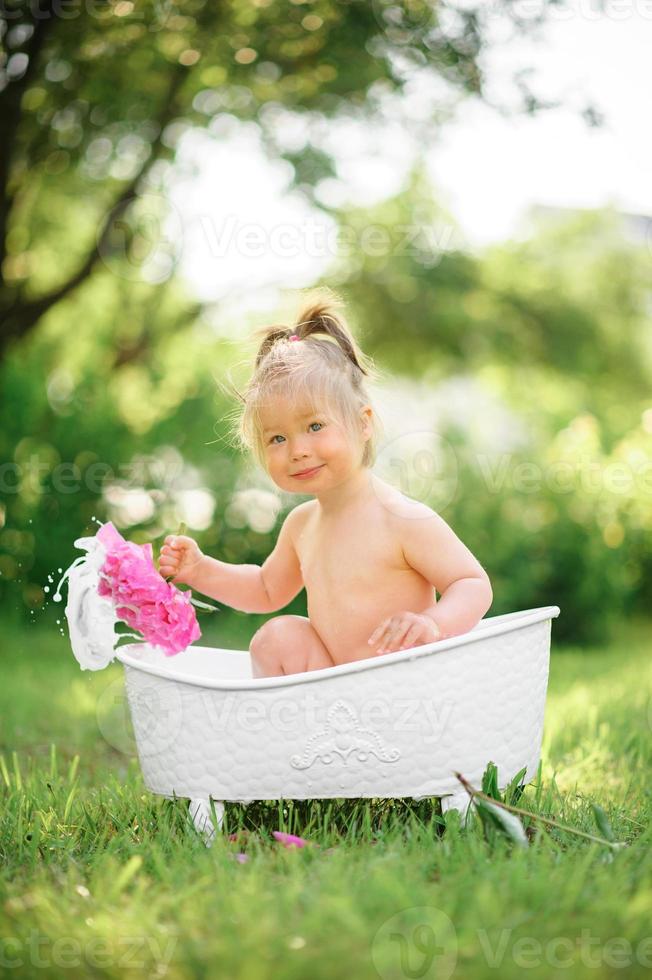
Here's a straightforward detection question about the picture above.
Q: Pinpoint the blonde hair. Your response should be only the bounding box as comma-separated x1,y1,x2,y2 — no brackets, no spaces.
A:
222,287,385,474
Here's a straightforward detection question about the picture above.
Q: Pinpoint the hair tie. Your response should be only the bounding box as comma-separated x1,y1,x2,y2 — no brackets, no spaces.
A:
288,334,300,341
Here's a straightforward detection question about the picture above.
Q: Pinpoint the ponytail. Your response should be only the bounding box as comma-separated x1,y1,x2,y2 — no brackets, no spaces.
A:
252,287,369,376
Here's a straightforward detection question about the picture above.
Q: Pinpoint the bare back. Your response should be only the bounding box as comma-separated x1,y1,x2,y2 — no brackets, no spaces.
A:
292,484,436,666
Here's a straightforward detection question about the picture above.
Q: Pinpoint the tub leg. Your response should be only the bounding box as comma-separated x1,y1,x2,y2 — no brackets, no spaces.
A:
189,798,224,847
440,791,474,826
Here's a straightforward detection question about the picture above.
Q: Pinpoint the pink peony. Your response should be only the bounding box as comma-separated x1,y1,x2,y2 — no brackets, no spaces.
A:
96,521,200,656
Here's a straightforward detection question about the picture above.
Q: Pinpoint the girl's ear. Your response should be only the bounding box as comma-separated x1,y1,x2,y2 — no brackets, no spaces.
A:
360,405,373,439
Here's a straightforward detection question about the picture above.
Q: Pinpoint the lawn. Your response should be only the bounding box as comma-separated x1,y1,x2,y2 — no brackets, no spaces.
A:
1,614,651,979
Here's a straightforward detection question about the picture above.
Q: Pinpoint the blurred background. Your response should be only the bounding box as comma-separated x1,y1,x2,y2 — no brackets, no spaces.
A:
1,0,651,649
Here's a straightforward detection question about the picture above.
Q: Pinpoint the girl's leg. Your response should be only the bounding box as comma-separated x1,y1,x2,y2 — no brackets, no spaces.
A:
249,615,335,678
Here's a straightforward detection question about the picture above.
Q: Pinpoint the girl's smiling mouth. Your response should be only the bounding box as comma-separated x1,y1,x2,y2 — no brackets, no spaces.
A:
292,465,324,479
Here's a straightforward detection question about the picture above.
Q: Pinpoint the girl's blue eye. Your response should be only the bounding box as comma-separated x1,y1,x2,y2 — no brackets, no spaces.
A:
269,422,323,445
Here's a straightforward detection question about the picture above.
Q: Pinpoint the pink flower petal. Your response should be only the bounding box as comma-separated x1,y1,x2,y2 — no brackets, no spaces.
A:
272,831,309,849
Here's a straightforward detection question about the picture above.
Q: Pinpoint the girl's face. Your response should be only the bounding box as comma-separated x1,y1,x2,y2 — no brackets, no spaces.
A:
259,394,372,493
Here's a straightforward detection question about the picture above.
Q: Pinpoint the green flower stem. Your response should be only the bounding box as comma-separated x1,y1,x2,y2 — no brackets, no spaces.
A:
454,772,625,850
163,522,188,584
189,596,219,613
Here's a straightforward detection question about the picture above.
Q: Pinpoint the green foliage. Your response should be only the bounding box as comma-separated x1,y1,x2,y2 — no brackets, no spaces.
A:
2,202,652,645
591,803,615,844
437,400,651,643
474,795,530,849
473,763,529,849
330,184,652,643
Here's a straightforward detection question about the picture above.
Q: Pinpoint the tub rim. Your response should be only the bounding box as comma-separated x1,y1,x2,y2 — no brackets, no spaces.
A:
114,604,561,691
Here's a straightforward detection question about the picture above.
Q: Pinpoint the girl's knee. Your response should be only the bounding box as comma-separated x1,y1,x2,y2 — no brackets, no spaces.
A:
250,616,294,654
249,642,282,677
249,616,300,677
249,616,312,677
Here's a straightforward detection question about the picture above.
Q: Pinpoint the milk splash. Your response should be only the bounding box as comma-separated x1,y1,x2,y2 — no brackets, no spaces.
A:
54,531,140,671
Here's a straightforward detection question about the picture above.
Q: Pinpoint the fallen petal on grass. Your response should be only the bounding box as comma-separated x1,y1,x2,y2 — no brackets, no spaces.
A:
272,831,310,848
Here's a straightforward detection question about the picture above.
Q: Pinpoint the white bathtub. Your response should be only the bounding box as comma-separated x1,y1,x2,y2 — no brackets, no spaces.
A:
115,605,560,843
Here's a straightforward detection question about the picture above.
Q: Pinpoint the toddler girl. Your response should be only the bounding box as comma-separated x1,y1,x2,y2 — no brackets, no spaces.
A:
159,288,493,678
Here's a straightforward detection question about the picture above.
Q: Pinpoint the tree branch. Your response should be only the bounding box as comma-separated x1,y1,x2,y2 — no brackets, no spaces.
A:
0,60,188,357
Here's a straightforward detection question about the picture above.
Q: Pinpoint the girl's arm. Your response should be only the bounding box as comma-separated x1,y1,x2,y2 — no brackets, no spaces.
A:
184,556,273,614
181,506,306,614
419,578,493,640
399,504,493,639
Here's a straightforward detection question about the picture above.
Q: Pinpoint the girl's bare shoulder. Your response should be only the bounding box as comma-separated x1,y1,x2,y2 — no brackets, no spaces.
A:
371,475,438,524
287,499,318,538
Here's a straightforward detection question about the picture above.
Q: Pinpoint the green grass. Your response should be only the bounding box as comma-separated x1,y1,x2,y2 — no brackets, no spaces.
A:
1,615,652,979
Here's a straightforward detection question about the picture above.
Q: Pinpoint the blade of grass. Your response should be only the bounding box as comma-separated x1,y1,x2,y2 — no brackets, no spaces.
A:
67,754,80,784
63,781,78,823
107,855,143,900
12,751,22,791
27,810,42,863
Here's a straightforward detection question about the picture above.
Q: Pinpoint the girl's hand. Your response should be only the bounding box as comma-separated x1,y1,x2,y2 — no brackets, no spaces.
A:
367,612,442,655
158,534,204,586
